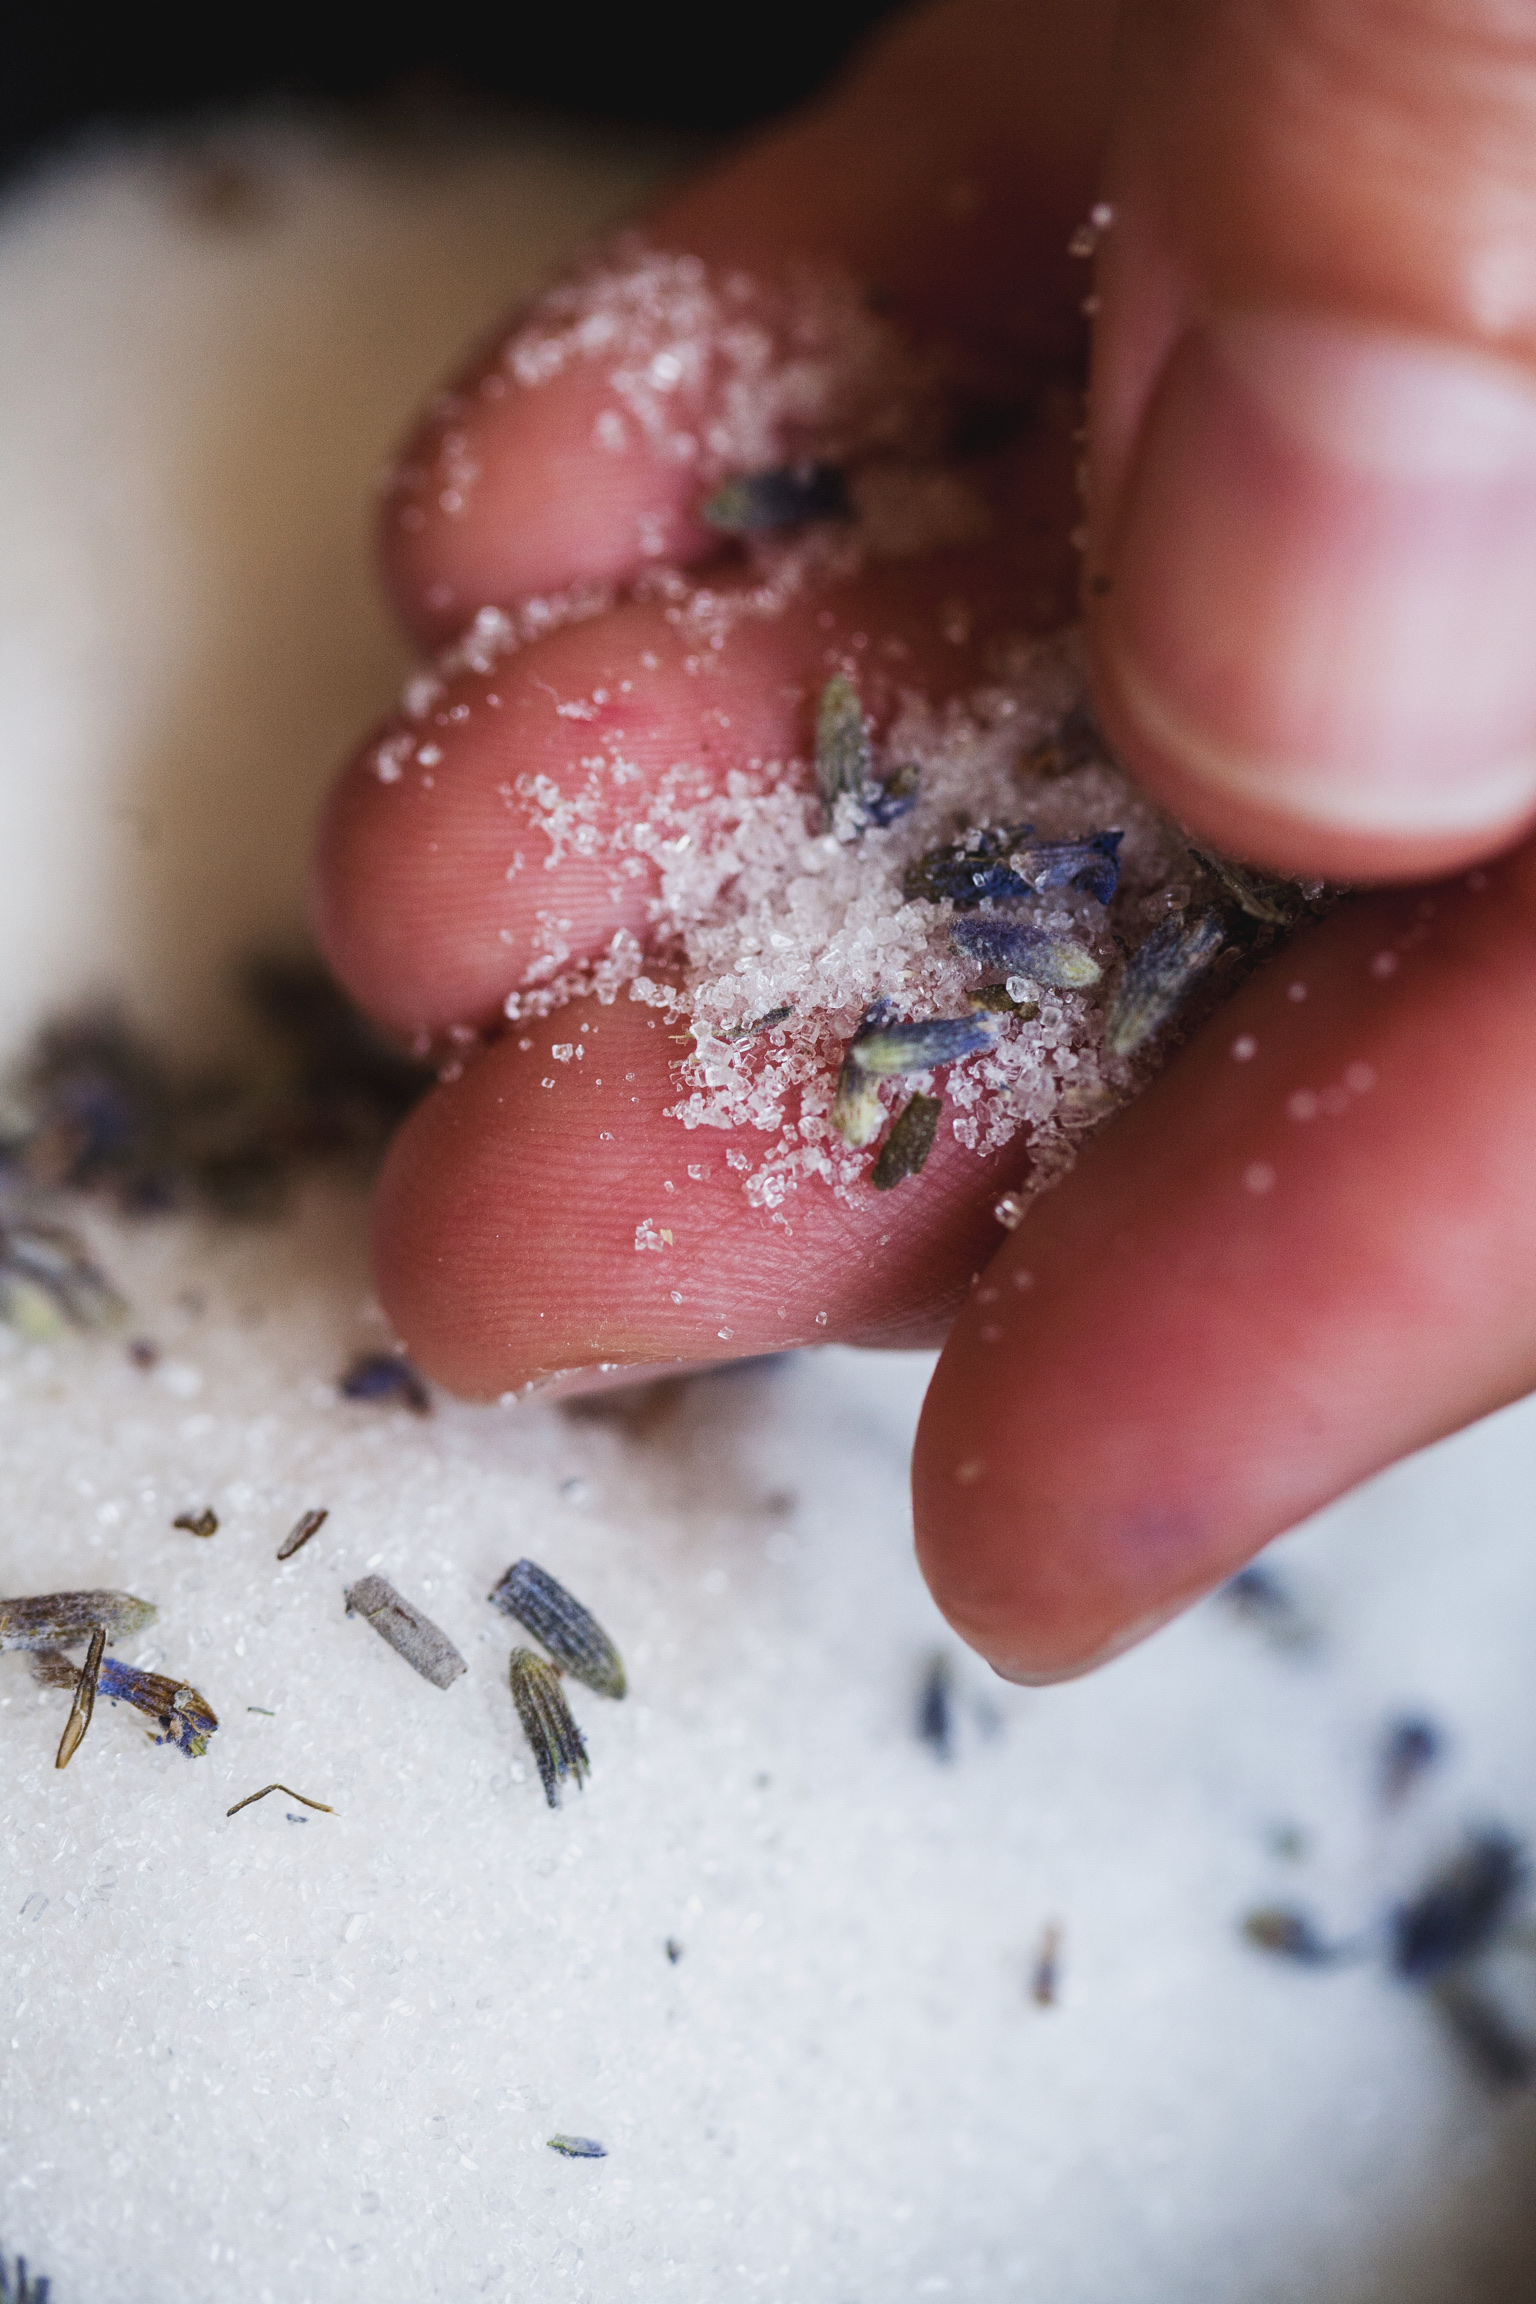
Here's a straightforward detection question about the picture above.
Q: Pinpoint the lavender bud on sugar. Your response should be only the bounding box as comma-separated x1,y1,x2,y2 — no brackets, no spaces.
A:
871,1093,942,1190
0,1219,126,1338
1105,912,1225,1057
488,1558,626,1698
949,916,1102,991
700,462,849,533
903,825,1121,909
715,1004,793,1045
1429,1976,1534,2089
0,1589,155,1652
1390,1831,1526,1981
510,1647,590,1808
1022,699,1107,780
33,1648,220,1756
1241,1907,1352,1966
344,1575,467,1690
1379,1714,1444,1808
547,2133,607,2159
339,1350,431,1414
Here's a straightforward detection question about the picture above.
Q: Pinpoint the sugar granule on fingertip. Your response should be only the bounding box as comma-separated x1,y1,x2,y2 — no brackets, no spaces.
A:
344,1575,467,1689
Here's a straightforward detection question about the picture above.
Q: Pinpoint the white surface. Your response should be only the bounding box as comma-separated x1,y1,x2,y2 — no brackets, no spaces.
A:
0,118,1533,2304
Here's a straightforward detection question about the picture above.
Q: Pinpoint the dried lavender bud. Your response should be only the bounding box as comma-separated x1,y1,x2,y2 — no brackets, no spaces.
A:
815,672,872,813
1241,1908,1351,1965
0,2252,51,2303
33,1650,221,1756
871,1094,942,1190
276,1506,328,1561
1217,1564,1318,1653
1021,699,1106,780
546,2134,606,2159
0,1590,155,1652
917,1651,953,1760
1390,1831,1526,1981
339,1351,431,1414
510,1647,590,1807
173,1507,218,1538
665,1938,684,1964
54,1624,105,1771
814,674,916,834
1379,1714,1443,1808
1105,913,1225,1057
950,916,1102,990
904,824,1120,909
1006,831,1123,904
1188,847,1303,926
489,1559,626,1698
226,1781,334,1818
0,1219,126,1337
829,1006,997,1148
700,462,849,533
716,1004,793,1044
1031,1922,1063,2007
345,1575,467,1689
1429,1976,1534,2089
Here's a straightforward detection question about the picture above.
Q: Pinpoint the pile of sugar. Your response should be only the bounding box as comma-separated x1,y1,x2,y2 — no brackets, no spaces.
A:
3,113,1536,2304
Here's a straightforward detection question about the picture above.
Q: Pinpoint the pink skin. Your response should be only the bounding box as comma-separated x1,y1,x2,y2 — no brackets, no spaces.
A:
315,0,1536,1679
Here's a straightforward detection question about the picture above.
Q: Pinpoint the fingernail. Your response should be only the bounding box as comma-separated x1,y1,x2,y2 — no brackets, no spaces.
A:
1101,311,1536,838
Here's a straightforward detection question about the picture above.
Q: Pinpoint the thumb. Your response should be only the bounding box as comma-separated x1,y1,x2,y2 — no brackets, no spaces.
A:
1085,0,1536,880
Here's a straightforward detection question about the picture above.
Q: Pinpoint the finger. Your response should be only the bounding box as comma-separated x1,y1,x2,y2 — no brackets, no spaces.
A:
315,431,1081,1038
913,845,1536,1680
370,996,1021,1397
380,0,1113,643
1086,0,1536,880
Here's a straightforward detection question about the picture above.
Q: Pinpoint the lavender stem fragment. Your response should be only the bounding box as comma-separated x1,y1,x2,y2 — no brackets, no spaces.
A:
489,1559,626,1698
0,1590,155,1652
276,1506,327,1561
1105,913,1225,1058
510,1648,589,1807
949,915,1102,991
226,1781,334,1819
546,2134,606,2159
1188,847,1304,927
173,1506,218,1538
871,1093,942,1190
53,1624,105,1771
344,1575,466,1689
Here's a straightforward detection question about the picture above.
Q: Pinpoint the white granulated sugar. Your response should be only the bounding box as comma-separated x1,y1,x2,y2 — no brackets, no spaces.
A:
1,106,1535,2304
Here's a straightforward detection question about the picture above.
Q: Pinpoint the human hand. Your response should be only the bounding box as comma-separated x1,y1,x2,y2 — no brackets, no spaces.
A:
314,0,1536,1681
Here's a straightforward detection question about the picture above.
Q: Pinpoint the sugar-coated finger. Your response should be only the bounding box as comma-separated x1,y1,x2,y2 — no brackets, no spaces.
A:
913,847,1536,1680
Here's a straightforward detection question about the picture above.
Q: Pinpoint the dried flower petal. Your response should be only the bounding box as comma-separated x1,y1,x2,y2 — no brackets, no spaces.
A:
277,1506,328,1561
54,1624,105,1771
344,1575,466,1689
950,916,1102,990
1105,913,1225,1057
0,1590,155,1652
510,1648,590,1807
700,462,849,533
871,1094,942,1190
489,1559,626,1698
